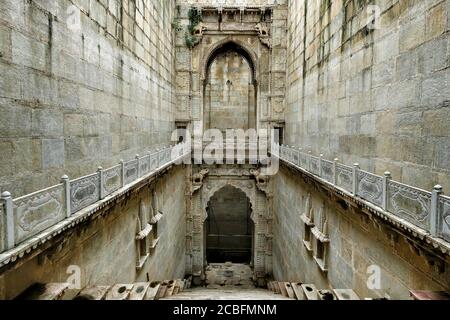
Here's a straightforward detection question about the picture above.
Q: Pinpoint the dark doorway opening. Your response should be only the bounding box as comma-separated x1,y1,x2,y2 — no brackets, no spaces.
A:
205,185,253,264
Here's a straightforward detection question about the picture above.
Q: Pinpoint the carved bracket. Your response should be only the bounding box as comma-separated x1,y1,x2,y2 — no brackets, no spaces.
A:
192,169,209,193
255,22,271,48
250,169,270,194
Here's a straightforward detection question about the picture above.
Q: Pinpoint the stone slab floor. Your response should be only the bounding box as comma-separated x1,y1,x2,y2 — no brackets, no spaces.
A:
162,288,292,300
163,263,292,300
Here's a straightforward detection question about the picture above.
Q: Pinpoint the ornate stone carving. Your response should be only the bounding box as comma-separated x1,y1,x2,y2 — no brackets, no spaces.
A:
387,181,431,229
102,165,121,196
124,160,139,186
192,169,209,193
255,23,271,48
439,196,450,242
13,185,65,243
193,22,207,37
70,174,100,214
250,169,269,194
357,171,383,207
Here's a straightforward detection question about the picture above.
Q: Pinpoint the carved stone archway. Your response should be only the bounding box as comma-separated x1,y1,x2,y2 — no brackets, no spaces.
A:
202,40,259,132
188,172,272,285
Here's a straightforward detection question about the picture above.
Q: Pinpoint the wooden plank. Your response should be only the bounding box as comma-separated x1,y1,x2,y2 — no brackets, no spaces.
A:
333,289,360,300
105,284,133,300
291,282,305,300
76,286,110,300
129,283,151,300
284,282,296,299
145,282,161,300
301,284,320,300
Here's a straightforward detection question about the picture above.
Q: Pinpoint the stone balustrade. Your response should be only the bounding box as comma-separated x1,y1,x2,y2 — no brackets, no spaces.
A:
0,142,190,256
179,0,286,8
273,143,450,244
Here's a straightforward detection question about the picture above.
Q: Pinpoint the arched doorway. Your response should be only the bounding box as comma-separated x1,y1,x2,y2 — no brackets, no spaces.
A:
203,42,257,132
205,185,254,264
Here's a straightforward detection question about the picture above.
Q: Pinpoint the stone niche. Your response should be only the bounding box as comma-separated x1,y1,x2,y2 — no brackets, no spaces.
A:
186,165,273,286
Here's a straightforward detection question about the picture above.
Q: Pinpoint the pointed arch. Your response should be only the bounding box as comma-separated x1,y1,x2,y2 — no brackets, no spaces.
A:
202,39,258,84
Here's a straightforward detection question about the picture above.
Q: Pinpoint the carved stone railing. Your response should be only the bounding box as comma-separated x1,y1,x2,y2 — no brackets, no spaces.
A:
0,142,190,256
273,143,450,244
179,0,286,8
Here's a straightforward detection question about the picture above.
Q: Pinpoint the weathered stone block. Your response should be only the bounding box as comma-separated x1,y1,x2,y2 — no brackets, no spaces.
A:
32,109,63,137
42,139,65,169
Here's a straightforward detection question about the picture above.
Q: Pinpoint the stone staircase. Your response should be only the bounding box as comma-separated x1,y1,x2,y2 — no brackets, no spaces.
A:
266,281,361,300
16,277,194,300
15,261,362,301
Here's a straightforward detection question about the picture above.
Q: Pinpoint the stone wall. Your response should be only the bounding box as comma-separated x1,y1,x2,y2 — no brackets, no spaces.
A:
286,0,450,191
0,0,177,198
206,52,254,131
0,165,187,300
272,165,450,299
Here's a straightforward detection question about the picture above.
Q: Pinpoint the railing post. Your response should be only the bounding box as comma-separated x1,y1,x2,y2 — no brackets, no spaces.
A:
98,167,105,200
298,147,302,166
308,151,312,172
120,160,125,187
333,158,339,185
156,148,161,168
319,154,324,177
136,154,141,178
1,191,14,250
352,163,360,196
382,172,392,211
431,185,443,237
61,175,71,217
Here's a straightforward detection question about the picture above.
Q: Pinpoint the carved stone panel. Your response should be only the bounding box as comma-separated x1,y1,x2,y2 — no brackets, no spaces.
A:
102,165,122,196
336,164,353,193
310,157,320,176
387,181,431,230
150,153,158,171
70,174,100,214
140,155,151,177
124,160,139,186
321,160,334,183
357,171,383,207
440,196,450,242
0,203,4,252
13,185,65,243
